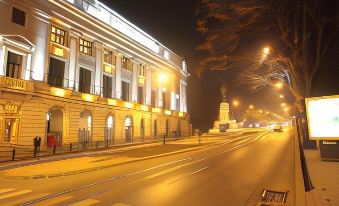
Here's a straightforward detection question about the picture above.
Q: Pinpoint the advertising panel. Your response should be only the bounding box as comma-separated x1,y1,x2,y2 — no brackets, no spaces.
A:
305,95,339,140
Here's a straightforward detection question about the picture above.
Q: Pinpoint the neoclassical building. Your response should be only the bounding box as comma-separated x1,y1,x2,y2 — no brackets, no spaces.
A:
0,0,190,146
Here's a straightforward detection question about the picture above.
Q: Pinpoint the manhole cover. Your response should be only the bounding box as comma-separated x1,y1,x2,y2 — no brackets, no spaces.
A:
257,189,288,205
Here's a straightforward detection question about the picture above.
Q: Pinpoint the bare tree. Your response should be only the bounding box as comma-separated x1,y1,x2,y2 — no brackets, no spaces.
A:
196,0,338,98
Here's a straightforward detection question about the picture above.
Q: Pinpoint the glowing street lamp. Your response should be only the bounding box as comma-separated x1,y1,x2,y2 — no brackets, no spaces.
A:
232,100,239,107
280,102,286,107
279,94,284,98
158,73,168,83
249,105,254,109
283,107,289,112
274,82,284,89
259,109,263,113
263,47,270,57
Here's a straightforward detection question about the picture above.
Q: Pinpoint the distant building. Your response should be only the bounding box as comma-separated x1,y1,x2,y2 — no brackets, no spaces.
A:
0,0,190,146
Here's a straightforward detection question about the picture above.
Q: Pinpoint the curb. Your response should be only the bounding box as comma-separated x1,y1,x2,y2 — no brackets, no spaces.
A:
6,145,206,180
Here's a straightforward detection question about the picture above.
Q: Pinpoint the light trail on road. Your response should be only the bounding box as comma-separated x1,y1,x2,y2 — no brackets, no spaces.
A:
16,131,270,206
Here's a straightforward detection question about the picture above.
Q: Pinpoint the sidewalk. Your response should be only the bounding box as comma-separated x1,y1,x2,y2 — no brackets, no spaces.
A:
304,149,339,206
0,136,224,180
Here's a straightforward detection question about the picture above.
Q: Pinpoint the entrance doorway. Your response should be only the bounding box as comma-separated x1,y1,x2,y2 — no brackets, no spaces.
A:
105,115,114,145
140,119,145,142
79,110,92,148
153,119,158,139
3,118,20,144
46,108,63,147
125,116,133,143
166,119,170,137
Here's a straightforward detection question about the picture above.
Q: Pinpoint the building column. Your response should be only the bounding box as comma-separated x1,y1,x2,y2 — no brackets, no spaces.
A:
145,68,152,106
115,53,122,99
31,35,47,81
180,80,187,112
158,87,163,108
24,54,32,80
68,34,78,89
170,91,176,111
0,44,5,76
94,43,103,96
131,62,138,102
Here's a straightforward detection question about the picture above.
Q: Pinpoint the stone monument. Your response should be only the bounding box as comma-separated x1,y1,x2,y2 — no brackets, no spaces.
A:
209,85,237,133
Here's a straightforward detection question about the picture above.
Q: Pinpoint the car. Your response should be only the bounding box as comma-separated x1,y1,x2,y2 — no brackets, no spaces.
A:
273,125,283,132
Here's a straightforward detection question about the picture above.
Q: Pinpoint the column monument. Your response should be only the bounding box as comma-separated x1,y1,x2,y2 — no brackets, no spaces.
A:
209,85,238,133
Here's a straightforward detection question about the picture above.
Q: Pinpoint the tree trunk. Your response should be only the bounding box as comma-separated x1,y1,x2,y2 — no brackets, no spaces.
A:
305,75,312,98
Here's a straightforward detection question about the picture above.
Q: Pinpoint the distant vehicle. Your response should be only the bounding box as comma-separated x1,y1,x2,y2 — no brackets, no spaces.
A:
273,125,283,132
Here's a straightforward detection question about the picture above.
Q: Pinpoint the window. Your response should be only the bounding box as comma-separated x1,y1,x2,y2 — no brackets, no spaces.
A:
121,81,130,101
138,86,144,104
79,38,92,55
151,90,156,107
138,64,146,76
122,57,132,72
4,118,20,144
6,51,22,79
162,91,166,109
103,75,112,98
104,50,115,65
50,25,67,46
48,57,65,87
12,7,26,26
79,67,92,93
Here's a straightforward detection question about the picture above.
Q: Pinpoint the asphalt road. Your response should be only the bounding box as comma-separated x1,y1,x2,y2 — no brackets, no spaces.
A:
0,129,296,206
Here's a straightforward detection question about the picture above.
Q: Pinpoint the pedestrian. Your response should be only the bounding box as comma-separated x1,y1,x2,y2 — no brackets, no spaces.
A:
37,136,41,152
33,137,38,157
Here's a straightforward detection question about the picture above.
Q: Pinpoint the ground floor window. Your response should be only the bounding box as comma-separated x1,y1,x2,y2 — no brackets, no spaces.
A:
3,118,20,144
105,115,114,144
125,116,133,143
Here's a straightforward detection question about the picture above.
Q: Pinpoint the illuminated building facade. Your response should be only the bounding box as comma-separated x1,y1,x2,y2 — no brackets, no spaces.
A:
0,0,190,146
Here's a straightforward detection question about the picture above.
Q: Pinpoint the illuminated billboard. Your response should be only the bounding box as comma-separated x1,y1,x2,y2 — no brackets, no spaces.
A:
305,95,339,140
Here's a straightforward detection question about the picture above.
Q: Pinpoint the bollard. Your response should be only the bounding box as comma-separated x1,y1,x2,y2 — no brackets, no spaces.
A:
106,139,109,148
12,149,16,161
96,141,99,149
163,134,166,145
53,145,56,154
70,143,72,152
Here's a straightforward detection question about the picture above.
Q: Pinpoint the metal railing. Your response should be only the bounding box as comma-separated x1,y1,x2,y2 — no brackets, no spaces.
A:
46,73,115,98
0,134,184,163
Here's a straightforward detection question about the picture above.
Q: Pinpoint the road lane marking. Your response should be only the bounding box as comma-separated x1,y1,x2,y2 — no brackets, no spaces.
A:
36,195,73,206
68,198,99,206
190,166,209,175
19,158,192,206
112,203,130,206
0,188,15,194
144,158,207,180
0,190,31,200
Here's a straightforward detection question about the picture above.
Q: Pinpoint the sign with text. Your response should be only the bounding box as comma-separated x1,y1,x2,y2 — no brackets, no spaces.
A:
1,76,27,90
305,95,339,140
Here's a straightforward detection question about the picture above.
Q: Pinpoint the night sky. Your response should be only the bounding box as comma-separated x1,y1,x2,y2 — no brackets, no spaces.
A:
101,0,339,132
